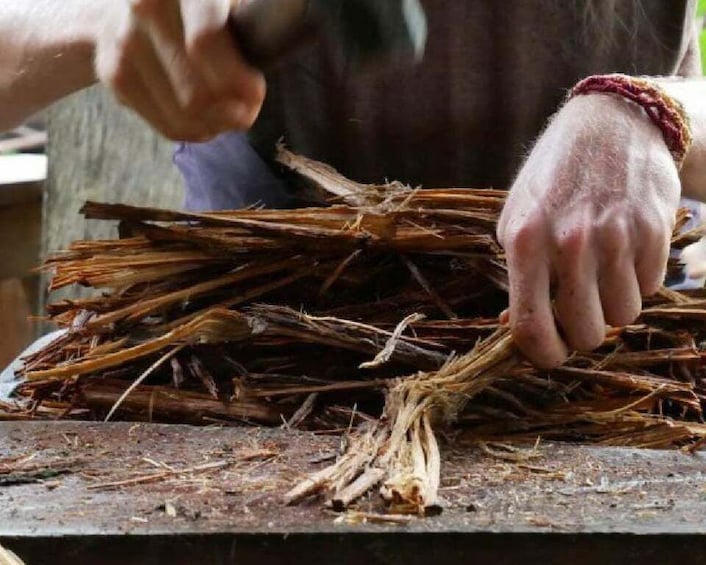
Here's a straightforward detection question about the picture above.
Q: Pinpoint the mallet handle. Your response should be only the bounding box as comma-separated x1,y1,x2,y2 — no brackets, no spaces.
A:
228,0,318,69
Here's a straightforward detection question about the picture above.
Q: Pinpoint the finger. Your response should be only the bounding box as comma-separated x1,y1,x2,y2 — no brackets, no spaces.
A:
635,226,671,296
94,12,183,139
179,0,266,128
553,230,606,351
499,309,509,325
505,228,568,368
131,1,215,114
129,27,215,140
598,264,642,327
133,0,261,133
597,224,642,327
107,58,184,141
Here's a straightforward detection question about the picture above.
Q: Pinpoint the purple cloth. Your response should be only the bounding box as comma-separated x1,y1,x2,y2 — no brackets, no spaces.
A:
174,132,291,212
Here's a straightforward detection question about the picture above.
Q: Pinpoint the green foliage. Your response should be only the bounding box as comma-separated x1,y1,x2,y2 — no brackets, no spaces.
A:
699,2,706,72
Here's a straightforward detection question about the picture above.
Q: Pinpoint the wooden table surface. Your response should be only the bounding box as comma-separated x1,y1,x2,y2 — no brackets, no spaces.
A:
2,421,706,564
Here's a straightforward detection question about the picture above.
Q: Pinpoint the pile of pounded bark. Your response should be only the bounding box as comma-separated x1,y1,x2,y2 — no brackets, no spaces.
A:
4,148,706,515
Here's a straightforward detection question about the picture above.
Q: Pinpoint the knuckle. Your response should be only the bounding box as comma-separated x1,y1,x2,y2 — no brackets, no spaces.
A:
554,226,588,255
503,221,542,253
511,318,541,349
511,313,568,368
637,213,670,241
223,74,266,110
597,219,628,247
595,220,630,261
185,31,214,60
209,97,263,132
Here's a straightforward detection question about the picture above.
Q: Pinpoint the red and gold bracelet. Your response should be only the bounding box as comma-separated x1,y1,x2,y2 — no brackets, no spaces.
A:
569,74,693,169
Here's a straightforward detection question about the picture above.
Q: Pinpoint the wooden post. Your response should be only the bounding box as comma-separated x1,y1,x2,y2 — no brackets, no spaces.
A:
0,155,44,362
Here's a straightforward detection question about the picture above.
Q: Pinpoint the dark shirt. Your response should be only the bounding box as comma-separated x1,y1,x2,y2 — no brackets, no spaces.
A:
175,0,700,211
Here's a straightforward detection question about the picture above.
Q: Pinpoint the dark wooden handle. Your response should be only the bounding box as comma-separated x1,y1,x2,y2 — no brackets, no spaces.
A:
228,0,318,69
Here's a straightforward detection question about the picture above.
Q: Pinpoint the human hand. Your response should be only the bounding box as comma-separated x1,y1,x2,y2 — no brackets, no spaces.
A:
497,94,681,368
94,0,265,141
680,236,706,281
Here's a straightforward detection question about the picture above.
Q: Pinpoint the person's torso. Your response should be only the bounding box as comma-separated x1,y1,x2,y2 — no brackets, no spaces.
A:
176,0,697,211
253,0,696,188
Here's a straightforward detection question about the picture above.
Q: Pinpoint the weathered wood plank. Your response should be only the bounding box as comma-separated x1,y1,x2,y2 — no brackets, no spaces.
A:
0,280,33,367
3,421,706,563
0,421,705,533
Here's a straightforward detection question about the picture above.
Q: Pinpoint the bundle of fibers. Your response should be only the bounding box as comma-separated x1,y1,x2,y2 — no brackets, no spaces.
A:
6,148,706,515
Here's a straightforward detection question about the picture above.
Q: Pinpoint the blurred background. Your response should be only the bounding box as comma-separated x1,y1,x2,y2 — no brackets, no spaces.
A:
0,115,46,367
696,0,706,62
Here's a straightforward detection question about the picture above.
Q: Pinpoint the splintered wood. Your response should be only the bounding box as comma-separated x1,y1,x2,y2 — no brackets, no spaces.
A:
4,148,706,516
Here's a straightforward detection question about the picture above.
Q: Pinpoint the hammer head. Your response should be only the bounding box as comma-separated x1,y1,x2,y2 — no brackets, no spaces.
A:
230,0,427,72
317,0,428,71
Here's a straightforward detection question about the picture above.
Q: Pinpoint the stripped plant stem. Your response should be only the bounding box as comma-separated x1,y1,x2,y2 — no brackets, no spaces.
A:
285,329,515,514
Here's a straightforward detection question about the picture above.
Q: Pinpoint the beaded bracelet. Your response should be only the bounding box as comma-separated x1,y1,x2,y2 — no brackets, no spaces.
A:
569,74,693,169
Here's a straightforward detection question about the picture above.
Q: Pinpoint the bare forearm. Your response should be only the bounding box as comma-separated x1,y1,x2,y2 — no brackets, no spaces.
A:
657,79,706,200
0,1,104,131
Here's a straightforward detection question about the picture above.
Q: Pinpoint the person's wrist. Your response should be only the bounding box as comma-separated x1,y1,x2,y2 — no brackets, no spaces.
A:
568,74,693,169
554,94,670,163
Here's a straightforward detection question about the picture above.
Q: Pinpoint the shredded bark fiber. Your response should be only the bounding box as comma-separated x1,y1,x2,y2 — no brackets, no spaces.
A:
6,147,706,515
